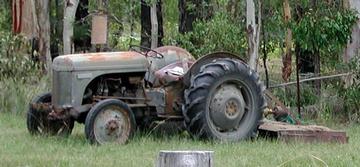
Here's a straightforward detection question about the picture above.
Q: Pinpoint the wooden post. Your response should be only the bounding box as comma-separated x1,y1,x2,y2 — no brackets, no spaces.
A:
156,151,213,167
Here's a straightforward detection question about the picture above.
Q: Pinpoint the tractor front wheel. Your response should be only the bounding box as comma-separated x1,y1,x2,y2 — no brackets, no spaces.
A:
26,93,74,136
183,58,266,141
85,99,136,145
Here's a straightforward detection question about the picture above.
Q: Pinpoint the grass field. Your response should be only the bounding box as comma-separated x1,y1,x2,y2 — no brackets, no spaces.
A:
0,112,359,167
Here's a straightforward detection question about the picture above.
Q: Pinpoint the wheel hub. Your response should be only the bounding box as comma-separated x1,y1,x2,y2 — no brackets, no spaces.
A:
93,108,129,144
106,119,120,135
209,84,246,130
225,100,238,117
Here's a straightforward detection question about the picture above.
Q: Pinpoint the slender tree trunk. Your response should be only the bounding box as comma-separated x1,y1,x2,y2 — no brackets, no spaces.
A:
141,0,163,48
261,4,269,88
157,0,164,46
74,0,90,52
314,49,321,95
63,0,79,55
141,0,151,48
34,0,52,74
246,0,261,70
150,2,158,49
282,0,292,82
179,0,197,33
50,0,63,58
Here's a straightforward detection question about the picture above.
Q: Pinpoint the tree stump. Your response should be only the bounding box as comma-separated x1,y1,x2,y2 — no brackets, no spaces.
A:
156,150,214,167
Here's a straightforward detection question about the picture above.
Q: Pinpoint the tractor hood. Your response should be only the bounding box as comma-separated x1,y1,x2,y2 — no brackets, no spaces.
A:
52,51,149,72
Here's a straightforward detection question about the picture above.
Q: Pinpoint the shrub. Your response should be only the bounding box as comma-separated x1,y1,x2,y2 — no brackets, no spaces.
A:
0,77,49,114
164,13,247,59
0,32,41,82
338,57,360,123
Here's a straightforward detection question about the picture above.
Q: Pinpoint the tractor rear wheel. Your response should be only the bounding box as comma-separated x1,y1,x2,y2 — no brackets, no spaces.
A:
183,58,266,141
85,99,136,145
26,93,74,136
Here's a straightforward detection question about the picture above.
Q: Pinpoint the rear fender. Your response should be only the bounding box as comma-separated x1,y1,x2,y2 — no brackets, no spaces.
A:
182,52,247,87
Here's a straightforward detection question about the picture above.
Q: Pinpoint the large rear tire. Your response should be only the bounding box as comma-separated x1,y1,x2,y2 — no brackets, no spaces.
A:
183,58,266,141
85,99,136,145
26,93,74,136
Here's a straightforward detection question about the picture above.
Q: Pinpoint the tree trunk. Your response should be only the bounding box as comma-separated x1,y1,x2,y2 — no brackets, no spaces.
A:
343,0,360,63
34,0,52,74
141,0,151,48
74,0,91,52
282,0,292,82
314,49,321,95
179,0,196,33
157,0,163,46
150,2,158,49
63,0,79,55
141,0,163,48
246,0,261,70
178,0,212,34
50,0,63,58
295,4,315,74
261,5,269,88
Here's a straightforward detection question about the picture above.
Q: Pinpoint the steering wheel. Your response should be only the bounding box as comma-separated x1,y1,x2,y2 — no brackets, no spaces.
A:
129,45,164,59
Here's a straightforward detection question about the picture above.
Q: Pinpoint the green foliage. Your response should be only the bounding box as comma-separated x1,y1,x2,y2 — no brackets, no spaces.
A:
261,0,286,54
107,0,141,50
0,77,49,113
0,33,41,82
292,4,358,56
0,0,11,32
338,57,360,123
163,0,179,24
165,13,247,58
2,113,360,166
273,85,318,108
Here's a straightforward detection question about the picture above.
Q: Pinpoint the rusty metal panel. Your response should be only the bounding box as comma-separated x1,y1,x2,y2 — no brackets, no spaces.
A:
91,14,108,44
259,120,348,144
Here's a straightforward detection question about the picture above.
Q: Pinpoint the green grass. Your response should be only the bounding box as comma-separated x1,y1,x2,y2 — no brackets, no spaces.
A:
0,77,359,167
0,113,360,167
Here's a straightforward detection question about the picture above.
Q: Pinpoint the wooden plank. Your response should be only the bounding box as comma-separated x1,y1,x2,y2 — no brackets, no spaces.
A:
258,120,348,143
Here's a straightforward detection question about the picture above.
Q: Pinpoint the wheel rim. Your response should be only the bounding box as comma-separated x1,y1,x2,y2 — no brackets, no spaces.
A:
93,106,131,144
207,79,254,136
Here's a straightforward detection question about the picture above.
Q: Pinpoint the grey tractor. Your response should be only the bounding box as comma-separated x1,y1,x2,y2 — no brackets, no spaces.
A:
27,46,266,144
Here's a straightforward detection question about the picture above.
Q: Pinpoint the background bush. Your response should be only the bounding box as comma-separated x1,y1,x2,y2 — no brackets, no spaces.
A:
165,13,247,59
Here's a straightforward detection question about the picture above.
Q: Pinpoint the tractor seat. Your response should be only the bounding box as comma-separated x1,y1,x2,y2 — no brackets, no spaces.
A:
152,61,193,86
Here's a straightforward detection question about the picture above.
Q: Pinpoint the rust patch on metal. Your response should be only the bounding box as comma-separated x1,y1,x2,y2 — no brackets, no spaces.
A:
152,61,194,87
259,120,348,144
31,103,52,112
85,52,142,62
149,46,195,61
162,83,185,117
87,55,106,61
114,52,141,60
64,57,73,65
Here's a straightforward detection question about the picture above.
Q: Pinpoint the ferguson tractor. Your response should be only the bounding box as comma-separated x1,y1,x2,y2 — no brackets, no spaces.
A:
27,46,266,144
